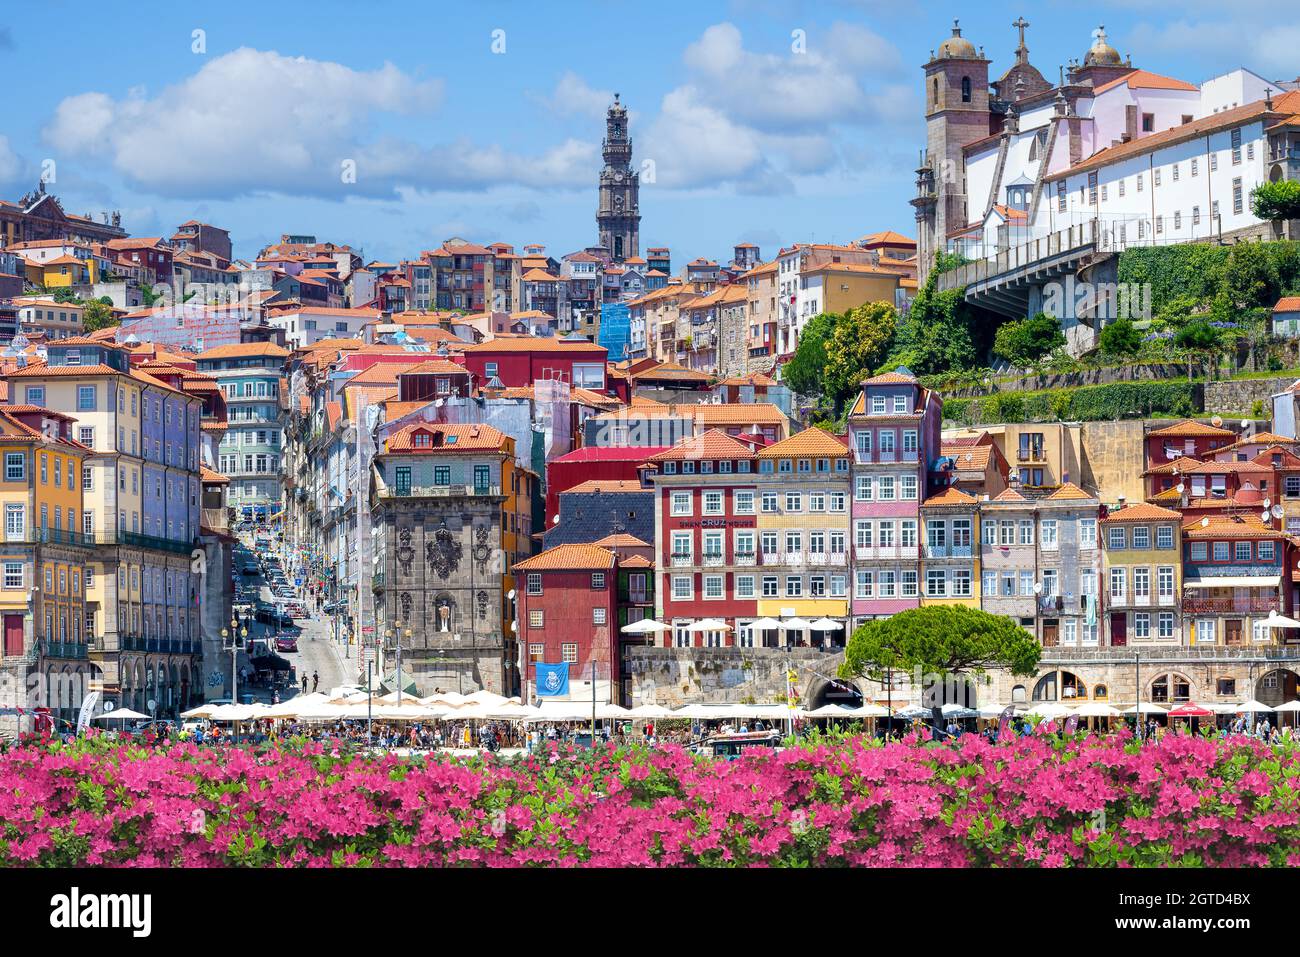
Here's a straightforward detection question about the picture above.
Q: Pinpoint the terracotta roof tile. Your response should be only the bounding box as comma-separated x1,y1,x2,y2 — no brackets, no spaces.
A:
591,533,651,548
513,543,616,571
1100,502,1183,523
921,487,979,508
564,480,648,494
758,427,849,458
383,423,509,453
1182,515,1280,539
1146,419,1235,439
648,429,759,462
1044,482,1096,501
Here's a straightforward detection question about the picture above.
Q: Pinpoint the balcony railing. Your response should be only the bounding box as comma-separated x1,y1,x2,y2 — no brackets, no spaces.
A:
12,528,96,547
385,484,501,499
924,544,973,559
670,552,693,568
806,552,848,566
40,640,88,660
99,531,198,555
1182,597,1279,615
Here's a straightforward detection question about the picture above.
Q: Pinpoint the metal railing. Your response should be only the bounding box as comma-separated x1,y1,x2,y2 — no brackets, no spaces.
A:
383,484,501,499
1182,597,1279,614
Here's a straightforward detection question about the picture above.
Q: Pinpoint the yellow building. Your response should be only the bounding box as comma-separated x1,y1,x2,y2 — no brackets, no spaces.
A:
1099,502,1184,646
801,262,906,317
0,406,94,732
754,428,851,646
919,486,981,608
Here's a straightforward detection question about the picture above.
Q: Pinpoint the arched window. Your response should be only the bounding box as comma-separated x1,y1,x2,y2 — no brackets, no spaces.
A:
961,76,972,103
932,78,939,106
1150,673,1191,703
1094,684,1108,700
1011,684,1027,703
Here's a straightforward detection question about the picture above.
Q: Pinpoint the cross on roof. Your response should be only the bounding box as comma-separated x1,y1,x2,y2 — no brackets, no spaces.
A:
1013,16,1029,49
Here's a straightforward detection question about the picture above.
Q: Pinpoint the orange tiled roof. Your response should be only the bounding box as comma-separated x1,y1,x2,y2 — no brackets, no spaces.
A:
1101,502,1183,522
200,466,230,485
592,533,651,548
1093,69,1198,96
1044,482,1095,501
1182,515,1279,539
1146,419,1235,439
648,429,758,462
513,543,616,571
464,337,604,354
384,422,508,453
196,341,289,360
943,444,994,471
861,370,917,386
758,427,849,458
564,480,648,494
1275,296,1300,313
921,487,978,508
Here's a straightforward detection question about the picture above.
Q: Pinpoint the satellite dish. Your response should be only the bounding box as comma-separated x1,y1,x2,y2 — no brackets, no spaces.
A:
506,589,516,600
552,515,560,525
1033,582,1042,594
1178,482,1188,492
1262,511,1272,523
1241,419,1251,430
1264,497,1272,509
1211,416,1223,427
1201,517,1210,527
1272,504,1285,518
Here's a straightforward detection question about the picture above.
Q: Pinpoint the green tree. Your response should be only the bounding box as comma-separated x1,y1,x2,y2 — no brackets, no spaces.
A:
838,605,1041,685
888,265,977,375
1174,319,1221,351
82,300,117,333
782,311,835,397
139,283,164,307
824,301,897,406
1098,317,1142,357
1251,180,1300,224
992,312,1065,366
1223,242,1281,309
52,287,80,304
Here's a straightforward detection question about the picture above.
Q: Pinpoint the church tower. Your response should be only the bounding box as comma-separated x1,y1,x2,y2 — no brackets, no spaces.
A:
597,94,640,263
913,20,991,283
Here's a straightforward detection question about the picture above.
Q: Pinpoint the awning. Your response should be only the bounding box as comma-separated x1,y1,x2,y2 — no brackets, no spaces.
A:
1182,576,1281,589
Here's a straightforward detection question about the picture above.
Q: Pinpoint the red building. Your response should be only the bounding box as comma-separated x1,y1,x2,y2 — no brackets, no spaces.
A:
646,430,764,648
544,445,667,524
1144,419,1236,469
461,337,608,390
514,543,619,702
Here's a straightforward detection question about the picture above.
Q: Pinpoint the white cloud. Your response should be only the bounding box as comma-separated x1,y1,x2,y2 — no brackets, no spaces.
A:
529,71,614,120
42,48,597,199
1126,17,1300,79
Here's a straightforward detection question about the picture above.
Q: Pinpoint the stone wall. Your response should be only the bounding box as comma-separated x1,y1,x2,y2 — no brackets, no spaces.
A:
944,363,1192,400
626,646,859,707
1204,377,1297,417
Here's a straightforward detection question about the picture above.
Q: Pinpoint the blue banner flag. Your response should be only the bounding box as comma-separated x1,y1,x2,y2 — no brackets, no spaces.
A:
535,662,570,697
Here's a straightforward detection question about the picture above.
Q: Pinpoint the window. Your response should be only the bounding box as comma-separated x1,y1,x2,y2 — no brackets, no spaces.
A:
736,575,755,599
528,610,544,628
926,569,946,597
761,575,778,597
1142,113,1154,132
703,575,723,599
1231,128,1241,165
784,492,802,513
1158,612,1174,639
1259,540,1276,562
590,573,605,590
1132,526,1150,549
3,562,21,589
5,504,25,539
1157,566,1174,599
1190,542,1207,562
1233,177,1244,216
671,491,692,516
961,75,971,102
1108,526,1126,550
900,475,918,500
900,571,918,598
1234,541,1252,563
1018,520,1034,546
561,643,578,663
1156,526,1173,549
1134,613,1150,639
1212,541,1230,562
855,476,872,501
77,385,96,411
3,453,23,482
1109,568,1126,600
1057,181,1066,212
672,575,692,600
951,569,972,597
1040,520,1058,551
1079,518,1096,548
1134,566,1150,599
734,491,754,514
877,476,895,501
703,491,723,515
785,576,802,598
526,573,542,595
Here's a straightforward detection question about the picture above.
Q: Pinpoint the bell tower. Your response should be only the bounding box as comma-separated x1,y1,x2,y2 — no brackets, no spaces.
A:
915,20,991,281
597,94,640,263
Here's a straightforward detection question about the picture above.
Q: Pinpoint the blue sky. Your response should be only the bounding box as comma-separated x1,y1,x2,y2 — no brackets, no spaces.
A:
0,1,1294,266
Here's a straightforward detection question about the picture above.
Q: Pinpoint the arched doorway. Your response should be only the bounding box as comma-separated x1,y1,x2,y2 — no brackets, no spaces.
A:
1255,669,1300,707
1149,672,1193,704
809,677,864,709
1032,671,1085,702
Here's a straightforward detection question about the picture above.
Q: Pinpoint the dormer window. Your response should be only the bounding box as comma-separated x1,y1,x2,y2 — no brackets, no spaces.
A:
412,431,432,448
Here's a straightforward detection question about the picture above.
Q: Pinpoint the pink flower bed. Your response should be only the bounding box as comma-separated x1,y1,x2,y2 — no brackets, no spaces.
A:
2,731,1298,866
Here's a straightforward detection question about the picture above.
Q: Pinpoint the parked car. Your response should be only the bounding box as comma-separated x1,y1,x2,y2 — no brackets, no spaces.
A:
275,636,298,653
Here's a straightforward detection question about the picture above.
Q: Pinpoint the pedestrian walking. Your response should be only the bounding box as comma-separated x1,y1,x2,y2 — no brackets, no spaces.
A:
301,675,308,693
312,671,319,693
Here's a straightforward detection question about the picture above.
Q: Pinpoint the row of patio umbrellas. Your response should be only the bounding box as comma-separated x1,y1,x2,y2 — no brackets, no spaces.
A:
1009,698,1300,719
621,617,844,634
180,688,892,724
